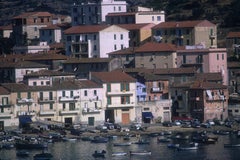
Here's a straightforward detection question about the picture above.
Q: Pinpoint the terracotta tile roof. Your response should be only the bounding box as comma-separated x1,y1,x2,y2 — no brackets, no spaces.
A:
63,58,112,64
135,42,177,52
76,80,102,88
106,12,136,17
194,73,223,81
64,25,109,34
0,86,10,95
49,43,65,49
24,69,74,77
0,24,13,30
1,83,33,92
171,82,193,88
153,20,215,29
108,47,136,55
117,23,155,30
226,32,240,38
0,61,48,68
141,73,168,81
13,12,52,19
91,71,136,83
40,24,61,30
0,53,68,62
190,81,227,89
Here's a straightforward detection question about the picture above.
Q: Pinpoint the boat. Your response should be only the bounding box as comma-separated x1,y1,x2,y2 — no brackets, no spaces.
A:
113,142,131,146
81,136,94,141
157,137,171,143
15,139,48,150
92,150,106,158
112,152,127,156
91,136,108,143
224,144,240,148
177,143,199,151
134,139,150,145
34,152,53,160
62,137,77,142
16,150,30,157
130,150,151,156
167,143,180,149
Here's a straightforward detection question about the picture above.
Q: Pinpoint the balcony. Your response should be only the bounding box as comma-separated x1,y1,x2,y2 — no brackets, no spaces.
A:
17,111,35,116
39,110,56,116
38,98,55,104
107,102,135,108
107,90,134,96
82,108,101,114
59,96,78,102
59,109,79,115
150,87,163,93
0,112,12,118
17,98,33,105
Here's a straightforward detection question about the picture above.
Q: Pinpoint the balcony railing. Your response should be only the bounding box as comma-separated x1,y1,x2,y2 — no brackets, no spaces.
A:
39,110,56,116
17,111,35,116
107,90,134,96
82,108,101,114
38,98,55,103
17,98,34,104
59,96,78,102
151,87,163,93
59,109,79,115
107,102,135,108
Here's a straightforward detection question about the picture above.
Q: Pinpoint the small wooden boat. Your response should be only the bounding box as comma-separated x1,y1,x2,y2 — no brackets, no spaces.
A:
177,146,198,151
113,142,131,146
130,150,151,156
112,152,127,156
224,144,240,148
34,152,53,160
16,150,30,157
92,150,106,158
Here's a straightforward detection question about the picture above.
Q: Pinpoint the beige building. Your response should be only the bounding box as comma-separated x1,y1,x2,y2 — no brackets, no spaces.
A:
134,42,177,69
152,20,217,48
91,71,137,125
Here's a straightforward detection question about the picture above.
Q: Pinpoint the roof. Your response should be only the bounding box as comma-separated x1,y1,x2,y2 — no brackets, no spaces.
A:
227,32,240,38
64,25,109,34
228,61,240,68
106,12,137,17
76,80,102,88
13,12,52,19
135,42,177,52
117,23,155,30
63,58,112,64
0,24,13,30
194,73,223,82
190,81,227,90
0,61,48,69
0,86,10,95
0,53,68,62
153,20,215,29
91,71,136,83
108,47,136,55
24,69,74,77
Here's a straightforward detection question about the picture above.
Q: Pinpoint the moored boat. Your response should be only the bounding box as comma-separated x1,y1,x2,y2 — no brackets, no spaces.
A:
167,143,180,149
16,150,30,157
15,139,48,150
112,152,127,156
224,144,240,148
34,152,53,160
113,142,131,146
92,150,106,158
130,150,151,156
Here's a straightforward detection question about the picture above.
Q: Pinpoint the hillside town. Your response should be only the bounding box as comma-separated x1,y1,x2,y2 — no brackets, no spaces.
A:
0,0,240,131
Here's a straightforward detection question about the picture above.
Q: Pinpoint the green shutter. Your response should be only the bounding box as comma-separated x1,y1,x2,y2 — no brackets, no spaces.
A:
126,83,129,91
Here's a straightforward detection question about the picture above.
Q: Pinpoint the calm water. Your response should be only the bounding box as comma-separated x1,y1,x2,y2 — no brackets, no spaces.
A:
1,131,240,160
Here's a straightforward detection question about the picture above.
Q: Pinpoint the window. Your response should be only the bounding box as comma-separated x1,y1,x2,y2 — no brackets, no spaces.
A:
152,16,154,21
41,18,44,23
50,104,53,110
85,35,88,41
217,54,219,60
94,34,96,40
41,81,44,85
62,91,65,97
46,81,50,85
183,55,186,64
222,54,224,60
107,84,111,92
95,102,98,109
27,92,31,99
114,6,116,11
187,39,190,45
121,44,124,49
120,34,123,40
67,36,71,42
114,44,117,50
114,34,116,40
94,90,97,96
34,18,37,23
107,96,111,104
121,83,129,91
49,92,53,100
94,45,97,51
157,16,161,21
118,6,121,11
69,103,75,110
33,82,37,86
39,92,43,100
63,103,66,110
84,90,87,96
70,91,73,97
17,92,21,99
34,27,37,31
121,96,130,104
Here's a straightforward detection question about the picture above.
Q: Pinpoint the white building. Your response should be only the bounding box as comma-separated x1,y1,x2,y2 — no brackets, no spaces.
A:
39,25,62,45
64,24,129,58
71,0,127,26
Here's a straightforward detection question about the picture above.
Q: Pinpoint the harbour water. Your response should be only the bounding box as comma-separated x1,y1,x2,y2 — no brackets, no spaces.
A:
1,131,240,160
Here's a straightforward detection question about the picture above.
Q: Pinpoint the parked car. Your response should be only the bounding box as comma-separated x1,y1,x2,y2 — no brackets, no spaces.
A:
172,120,182,126
162,121,172,127
104,122,114,130
206,119,215,126
113,123,122,130
130,122,142,130
95,124,107,130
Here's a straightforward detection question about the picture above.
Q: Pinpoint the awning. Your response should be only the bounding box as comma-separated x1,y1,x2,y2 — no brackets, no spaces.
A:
142,112,153,119
19,115,32,125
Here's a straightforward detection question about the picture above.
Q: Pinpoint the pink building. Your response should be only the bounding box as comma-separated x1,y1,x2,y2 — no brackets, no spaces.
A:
177,45,228,85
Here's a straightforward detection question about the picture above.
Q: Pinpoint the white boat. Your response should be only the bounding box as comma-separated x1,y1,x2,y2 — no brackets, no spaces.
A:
112,152,127,156
177,146,198,151
130,151,151,155
62,137,77,142
113,142,131,146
